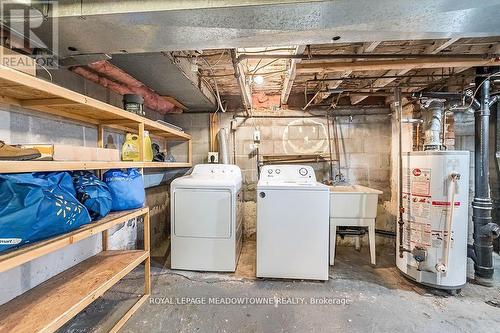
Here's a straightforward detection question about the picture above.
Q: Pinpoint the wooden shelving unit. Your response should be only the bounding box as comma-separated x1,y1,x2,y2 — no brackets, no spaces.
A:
0,160,192,174
0,208,151,333
0,66,193,331
0,64,192,172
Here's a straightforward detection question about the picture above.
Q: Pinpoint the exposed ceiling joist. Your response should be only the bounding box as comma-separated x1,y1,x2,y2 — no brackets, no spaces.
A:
281,45,306,105
322,41,381,100
230,49,252,112
350,38,461,104
297,58,498,73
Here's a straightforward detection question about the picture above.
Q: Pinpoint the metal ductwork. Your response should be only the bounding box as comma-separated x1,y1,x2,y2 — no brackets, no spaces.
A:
422,100,445,151
470,66,500,286
24,1,500,57
109,53,217,112
217,128,230,165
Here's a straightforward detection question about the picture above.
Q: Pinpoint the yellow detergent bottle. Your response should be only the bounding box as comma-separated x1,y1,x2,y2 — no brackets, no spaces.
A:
122,133,140,161
143,130,154,162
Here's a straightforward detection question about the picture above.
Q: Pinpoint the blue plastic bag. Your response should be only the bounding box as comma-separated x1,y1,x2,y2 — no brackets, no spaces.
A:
72,171,112,220
103,168,145,211
0,172,92,252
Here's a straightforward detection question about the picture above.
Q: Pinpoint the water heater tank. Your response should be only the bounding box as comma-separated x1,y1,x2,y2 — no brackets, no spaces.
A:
397,151,470,290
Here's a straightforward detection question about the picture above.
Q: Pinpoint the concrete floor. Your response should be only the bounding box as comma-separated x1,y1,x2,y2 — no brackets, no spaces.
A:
61,243,500,333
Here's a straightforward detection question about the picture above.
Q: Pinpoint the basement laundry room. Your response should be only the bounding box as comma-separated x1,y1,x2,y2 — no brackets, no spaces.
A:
0,1,500,332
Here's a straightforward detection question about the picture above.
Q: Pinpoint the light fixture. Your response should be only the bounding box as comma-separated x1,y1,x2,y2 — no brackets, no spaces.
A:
253,75,264,85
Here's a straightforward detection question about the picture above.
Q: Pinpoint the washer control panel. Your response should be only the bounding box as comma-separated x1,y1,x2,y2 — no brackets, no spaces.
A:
259,165,316,182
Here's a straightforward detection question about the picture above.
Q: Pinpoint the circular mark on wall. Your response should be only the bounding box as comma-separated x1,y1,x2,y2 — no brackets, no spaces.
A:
282,119,328,154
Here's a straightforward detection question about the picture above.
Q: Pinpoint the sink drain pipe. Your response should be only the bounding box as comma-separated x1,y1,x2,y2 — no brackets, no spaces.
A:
470,67,500,286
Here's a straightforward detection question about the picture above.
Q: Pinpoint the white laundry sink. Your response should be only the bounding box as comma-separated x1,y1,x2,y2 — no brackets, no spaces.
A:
329,185,382,219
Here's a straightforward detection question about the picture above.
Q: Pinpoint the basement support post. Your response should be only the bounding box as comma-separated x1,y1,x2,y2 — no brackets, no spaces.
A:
472,66,500,286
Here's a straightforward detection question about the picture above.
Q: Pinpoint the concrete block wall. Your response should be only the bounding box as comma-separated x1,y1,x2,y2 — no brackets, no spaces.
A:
166,109,394,243
453,112,476,245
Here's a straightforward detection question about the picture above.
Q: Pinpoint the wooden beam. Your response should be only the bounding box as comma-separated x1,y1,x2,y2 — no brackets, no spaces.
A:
99,119,139,125
281,45,306,105
297,58,498,73
321,41,381,102
231,49,252,112
21,98,78,107
209,112,219,151
161,96,187,110
350,38,461,105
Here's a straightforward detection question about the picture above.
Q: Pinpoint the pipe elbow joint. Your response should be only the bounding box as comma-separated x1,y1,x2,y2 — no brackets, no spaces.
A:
480,223,500,239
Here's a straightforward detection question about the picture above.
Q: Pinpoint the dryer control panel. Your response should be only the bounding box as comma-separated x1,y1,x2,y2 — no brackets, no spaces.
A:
259,165,316,182
192,164,241,176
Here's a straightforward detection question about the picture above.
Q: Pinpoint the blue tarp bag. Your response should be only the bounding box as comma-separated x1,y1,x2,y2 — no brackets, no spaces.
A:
103,168,145,211
72,171,112,220
0,172,92,252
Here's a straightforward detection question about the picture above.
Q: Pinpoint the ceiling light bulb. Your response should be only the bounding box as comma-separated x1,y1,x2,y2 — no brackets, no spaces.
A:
253,75,264,85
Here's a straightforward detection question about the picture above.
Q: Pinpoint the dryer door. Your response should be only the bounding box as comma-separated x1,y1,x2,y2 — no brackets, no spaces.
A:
174,189,232,238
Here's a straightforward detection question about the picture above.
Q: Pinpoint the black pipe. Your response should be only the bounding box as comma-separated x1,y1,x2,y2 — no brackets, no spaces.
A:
412,92,463,100
471,66,500,286
307,74,456,82
237,53,494,62
375,229,397,237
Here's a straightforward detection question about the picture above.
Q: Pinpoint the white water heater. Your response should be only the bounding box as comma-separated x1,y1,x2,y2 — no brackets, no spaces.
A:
397,151,470,290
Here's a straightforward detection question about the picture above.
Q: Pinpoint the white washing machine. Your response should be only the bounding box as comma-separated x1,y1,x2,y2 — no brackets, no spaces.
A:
170,164,243,271
257,165,330,280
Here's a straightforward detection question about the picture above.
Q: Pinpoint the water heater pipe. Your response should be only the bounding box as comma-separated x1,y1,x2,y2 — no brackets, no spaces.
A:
436,172,460,273
395,88,408,258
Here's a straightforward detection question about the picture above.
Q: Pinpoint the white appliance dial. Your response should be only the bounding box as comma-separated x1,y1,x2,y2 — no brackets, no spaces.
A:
299,167,308,176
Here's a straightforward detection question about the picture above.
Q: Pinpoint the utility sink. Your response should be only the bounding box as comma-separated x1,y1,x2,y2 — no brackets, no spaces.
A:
329,185,382,219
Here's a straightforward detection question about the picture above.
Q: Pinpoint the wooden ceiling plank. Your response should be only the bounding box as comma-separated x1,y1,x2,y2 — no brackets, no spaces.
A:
281,45,307,105
350,38,462,105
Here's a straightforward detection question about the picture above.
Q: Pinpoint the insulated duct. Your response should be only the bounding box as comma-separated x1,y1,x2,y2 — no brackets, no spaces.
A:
470,67,500,286
217,128,230,165
71,61,180,114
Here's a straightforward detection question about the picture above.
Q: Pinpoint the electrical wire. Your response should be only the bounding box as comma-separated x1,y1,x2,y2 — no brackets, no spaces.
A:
200,55,226,113
249,58,281,74
36,62,53,82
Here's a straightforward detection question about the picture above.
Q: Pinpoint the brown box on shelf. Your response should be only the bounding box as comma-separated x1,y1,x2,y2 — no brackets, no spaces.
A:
0,46,36,76
20,144,120,161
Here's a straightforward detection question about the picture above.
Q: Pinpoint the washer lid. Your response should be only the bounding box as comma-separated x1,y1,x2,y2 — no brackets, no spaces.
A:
257,181,329,191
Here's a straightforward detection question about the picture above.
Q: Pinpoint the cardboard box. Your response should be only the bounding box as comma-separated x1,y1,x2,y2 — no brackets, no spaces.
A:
0,46,36,76
20,144,120,161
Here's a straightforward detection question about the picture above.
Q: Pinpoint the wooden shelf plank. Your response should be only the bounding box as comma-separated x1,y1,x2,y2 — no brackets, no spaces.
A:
0,250,148,333
0,208,149,273
0,65,191,141
0,160,192,173
142,162,192,168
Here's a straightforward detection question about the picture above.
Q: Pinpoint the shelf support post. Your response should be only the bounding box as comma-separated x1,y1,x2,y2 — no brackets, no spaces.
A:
144,211,151,295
